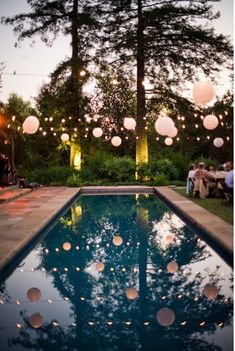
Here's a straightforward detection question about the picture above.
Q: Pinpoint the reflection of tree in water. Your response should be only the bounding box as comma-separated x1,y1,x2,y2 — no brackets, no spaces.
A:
8,195,233,351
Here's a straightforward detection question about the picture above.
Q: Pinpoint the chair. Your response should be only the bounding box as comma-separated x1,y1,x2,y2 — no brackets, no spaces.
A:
216,178,233,204
188,177,195,197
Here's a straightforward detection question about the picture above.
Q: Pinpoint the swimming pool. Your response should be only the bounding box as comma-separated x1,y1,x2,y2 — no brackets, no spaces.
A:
0,194,233,351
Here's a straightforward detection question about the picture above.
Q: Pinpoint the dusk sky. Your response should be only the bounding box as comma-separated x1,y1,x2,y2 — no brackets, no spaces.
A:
0,0,233,105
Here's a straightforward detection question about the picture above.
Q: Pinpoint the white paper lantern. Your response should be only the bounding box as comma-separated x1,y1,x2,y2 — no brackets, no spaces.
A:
95,262,105,272
192,81,215,106
111,136,122,147
213,137,224,148
155,117,174,136
26,288,42,302
29,313,43,329
203,115,219,130
156,307,175,327
165,137,173,146
125,287,138,300
63,242,71,251
168,127,178,138
92,127,103,138
22,116,40,134
167,261,179,273
61,133,69,142
123,117,136,130
203,284,219,300
112,235,123,246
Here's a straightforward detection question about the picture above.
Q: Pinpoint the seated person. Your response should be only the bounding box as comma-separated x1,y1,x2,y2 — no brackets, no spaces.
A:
215,165,228,180
225,162,233,192
186,163,196,195
194,162,215,198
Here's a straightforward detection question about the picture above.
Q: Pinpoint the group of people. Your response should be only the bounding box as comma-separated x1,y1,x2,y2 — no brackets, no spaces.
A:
187,160,233,199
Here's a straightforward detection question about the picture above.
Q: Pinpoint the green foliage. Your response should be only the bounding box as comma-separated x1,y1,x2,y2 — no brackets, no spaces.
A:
66,174,83,187
152,173,169,186
17,166,77,186
137,159,178,181
81,151,135,183
193,156,218,168
104,157,136,182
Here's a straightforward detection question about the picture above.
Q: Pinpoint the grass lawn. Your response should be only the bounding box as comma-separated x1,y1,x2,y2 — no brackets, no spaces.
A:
174,188,233,225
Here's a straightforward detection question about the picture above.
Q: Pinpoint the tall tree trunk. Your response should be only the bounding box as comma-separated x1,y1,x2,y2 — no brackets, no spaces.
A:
136,0,148,171
70,0,82,170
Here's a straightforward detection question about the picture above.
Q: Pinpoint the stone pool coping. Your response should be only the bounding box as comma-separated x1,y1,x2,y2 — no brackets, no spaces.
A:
0,187,80,272
0,185,232,273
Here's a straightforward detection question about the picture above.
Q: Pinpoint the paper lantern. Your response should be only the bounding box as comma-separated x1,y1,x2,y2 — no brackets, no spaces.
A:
166,235,174,243
203,284,219,300
167,261,179,273
123,117,136,130
112,235,123,246
22,116,40,134
213,137,224,148
156,307,175,327
155,117,174,136
92,127,103,138
111,136,122,147
95,262,105,272
61,133,69,142
63,242,71,251
26,287,41,302
165,137,173,146
125,287,138,300
203,115,219,130
168,127,178,138
192,81,215,106
29,313,43,329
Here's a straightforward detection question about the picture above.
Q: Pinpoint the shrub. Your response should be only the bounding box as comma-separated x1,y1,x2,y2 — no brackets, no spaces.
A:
137,163,152,180
66,174,83,187
17,166,76,185
104,157,136,182
152,173,169,186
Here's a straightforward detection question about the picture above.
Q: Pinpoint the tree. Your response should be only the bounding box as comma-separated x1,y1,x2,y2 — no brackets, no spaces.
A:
0,93,35,169
90,64,137,157
98,0,233,168
2,0,99,170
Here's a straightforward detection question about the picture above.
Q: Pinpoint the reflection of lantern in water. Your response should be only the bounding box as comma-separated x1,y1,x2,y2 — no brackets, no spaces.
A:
95,262,105,272
166,235,174,243
167,261,178,273
63,242,71,251
125,287,138,300
203,284,219,300
26,287,42,302
156,307,175,327
29,313,43,329
112,235,123,246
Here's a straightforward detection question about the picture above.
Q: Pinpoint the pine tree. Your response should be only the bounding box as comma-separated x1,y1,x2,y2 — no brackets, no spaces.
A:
97,0,233,167
2,0,99,170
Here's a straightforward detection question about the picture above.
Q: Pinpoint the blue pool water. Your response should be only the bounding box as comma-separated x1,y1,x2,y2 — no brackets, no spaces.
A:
0,194,233,351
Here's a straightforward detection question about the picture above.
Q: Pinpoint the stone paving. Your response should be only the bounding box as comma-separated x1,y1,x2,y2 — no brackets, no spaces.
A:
0,186,80,271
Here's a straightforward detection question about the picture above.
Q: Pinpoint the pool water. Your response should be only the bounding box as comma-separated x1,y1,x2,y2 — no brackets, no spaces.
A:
0,194,233,351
